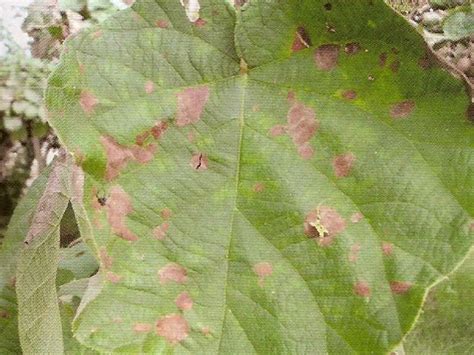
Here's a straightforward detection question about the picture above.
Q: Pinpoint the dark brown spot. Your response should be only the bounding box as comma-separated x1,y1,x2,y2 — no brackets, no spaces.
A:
156,19,169,28
253,262,273,287
153,222,170,240
314,44,339,71
286,99,319,159
105,186,138,241
0,310,10,319
353,281,371,297
253,183,265,193
390,281,412,294
161,208,172,219
350,212,363,223
379,52,388,67
151,121,168,139
287,91,296,102
344,42,360,55
324,2,332,10
390,59,400,73
106,271,122,283
156,314,189,344
79,90,98,115
390,100,415,119
382,242,394,256
75,251,86,257
158,263,187,284
145,80,155,94
418,52,434,70
135,130,150,146
101,136,156,181
175,292,193,311
134,323,153,333
333,153,356,178
291,27,312,52
194,18,207,27
349,243,361,263
190,153,208,170
269,125,286,137
304,206,346,247
342,90,357,100
99,247,113,269
176,86,210,126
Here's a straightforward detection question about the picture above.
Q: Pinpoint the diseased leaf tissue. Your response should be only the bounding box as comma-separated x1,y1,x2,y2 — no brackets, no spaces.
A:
4,0,472,354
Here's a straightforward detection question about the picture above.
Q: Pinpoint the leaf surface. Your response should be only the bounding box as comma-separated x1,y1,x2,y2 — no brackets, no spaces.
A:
46,0,473,353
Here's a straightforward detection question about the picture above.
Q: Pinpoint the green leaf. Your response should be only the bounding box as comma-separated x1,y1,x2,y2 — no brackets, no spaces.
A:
16,154,75,354
46,0,473,353
404,250,474,354
442,6,474,41
0,165,55,354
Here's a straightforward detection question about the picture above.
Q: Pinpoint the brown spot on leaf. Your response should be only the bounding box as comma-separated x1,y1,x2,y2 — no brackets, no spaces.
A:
106,271,122,283
253,183,265,193
287,99,319,155
253,262,273,287
291,26,311,52
156,314,189,344
390,281,412,294
194,18,207,27
175,292,193,311
287,91,296,102
105,186,138,241
176,86,210,126
99,247,113,269
153,222,170,240
342,90,357,100
92,30,102,39
190,153,208,170
390,100,415,119
135,130,150,146
158,263,187,284
304,206,346,246
379,52,387,67
161,208,172,219
101,136,156,181
349,243,361,263
151,121,168,139
156,19,169,28
0,310,10,319
350,212,363,223
297,143,314,160
390,59,400,73
269,125,286,137
344,42,360,55
333,153,356,178
145,80,155,94
201,326,211,336
382,242,394,256
134,323,153,333
79,90,98,115
314,44,339,71
354,281,371,297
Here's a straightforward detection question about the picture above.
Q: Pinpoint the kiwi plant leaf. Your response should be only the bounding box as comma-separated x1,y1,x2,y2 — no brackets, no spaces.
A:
45,0,473,353
0,165,54,354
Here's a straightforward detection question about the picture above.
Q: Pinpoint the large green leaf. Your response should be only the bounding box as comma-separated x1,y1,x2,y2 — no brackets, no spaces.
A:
46,0,473,353
0,165,54,354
